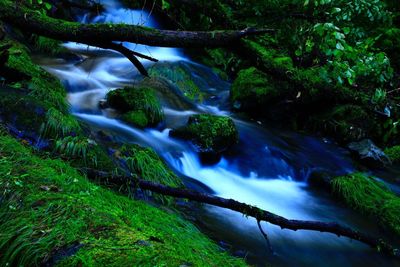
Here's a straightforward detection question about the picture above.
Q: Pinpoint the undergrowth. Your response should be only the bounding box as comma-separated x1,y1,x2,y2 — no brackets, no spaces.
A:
332,173,400,237
0,133,246,266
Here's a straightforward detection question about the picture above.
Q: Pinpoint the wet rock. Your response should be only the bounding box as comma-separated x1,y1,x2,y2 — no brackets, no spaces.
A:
233,249,247,258
170,114,239,155
308,170,332,190
98,98,108,109
148,62,204,103
348,139,390,167
136,240,152,247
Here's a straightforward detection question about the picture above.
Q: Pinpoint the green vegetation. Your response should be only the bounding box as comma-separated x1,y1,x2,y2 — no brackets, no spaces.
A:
384,146,400,163
118,144,183,203
157,0,400,146
0,132,245,266
31,36,65,55
119,144,182,189
231,67,279,111
171,114,238,153
332,173,400,237
149,62,204,102
106,87,164,128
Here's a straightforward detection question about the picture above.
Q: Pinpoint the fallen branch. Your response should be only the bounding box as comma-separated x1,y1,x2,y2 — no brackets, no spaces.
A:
84,168,399,258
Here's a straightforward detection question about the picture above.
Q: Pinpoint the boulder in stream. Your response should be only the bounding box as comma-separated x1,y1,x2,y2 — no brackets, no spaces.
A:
105,86,164,128
170,114,239,156
348,139,390,167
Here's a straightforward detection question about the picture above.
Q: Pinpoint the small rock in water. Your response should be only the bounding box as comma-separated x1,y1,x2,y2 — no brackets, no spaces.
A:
348,139,390,167
98,99,108,109
233,249,247,258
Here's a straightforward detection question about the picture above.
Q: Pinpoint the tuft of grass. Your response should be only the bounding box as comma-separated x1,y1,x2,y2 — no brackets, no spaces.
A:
55,136,89,161
41,108,81,139
0,133,246,267
119,144,183,203
332,173,400,236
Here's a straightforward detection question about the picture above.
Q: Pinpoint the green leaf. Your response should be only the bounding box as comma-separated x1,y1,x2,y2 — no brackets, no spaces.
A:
336,42,344,50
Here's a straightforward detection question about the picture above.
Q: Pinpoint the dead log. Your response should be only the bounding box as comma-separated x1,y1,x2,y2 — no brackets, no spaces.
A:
83,168,399,258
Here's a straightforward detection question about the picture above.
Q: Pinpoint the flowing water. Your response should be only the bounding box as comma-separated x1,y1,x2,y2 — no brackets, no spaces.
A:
35,1,399,266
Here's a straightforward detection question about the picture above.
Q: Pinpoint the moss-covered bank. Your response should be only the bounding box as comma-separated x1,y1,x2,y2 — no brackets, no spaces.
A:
332,173,400,237
0,132,246,266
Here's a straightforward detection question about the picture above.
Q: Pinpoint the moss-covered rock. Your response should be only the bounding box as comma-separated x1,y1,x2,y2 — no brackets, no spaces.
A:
0,133,246,266
148,62,204,103
170,114,239,154
231,67,279,111
384,145,400,164
332,173,400,237
106,86,163,128
121,110,148,128
308,104,371,143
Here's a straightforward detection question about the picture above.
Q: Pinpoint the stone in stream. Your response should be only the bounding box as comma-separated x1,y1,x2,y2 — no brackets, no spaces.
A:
105,86,164,128
170,114,239,162
347,139,390,168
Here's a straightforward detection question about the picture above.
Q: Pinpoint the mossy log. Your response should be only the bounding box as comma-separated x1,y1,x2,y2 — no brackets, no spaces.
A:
85,168,400,258
0,1,272,48
0,1,272,75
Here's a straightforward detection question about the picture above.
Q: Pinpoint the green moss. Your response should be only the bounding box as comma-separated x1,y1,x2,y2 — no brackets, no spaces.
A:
32,36,65,55
0,133,246,266
332,173,400,237
0,89,47,137
2,38,69,116
171,114,238,153
148,62,204,102
384,146,400,163
121,111,148,128
106,87,163,127
231,67,279,111
273,57,293,69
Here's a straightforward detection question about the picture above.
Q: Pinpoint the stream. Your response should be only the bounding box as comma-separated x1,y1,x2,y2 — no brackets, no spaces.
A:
35,1,399,266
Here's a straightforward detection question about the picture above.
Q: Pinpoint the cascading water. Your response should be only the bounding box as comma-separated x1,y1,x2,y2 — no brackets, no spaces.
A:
36,1,398,266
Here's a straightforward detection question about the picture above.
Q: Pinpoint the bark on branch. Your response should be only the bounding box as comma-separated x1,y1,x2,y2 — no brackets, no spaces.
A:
0,1,273,48
84,168,400,258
